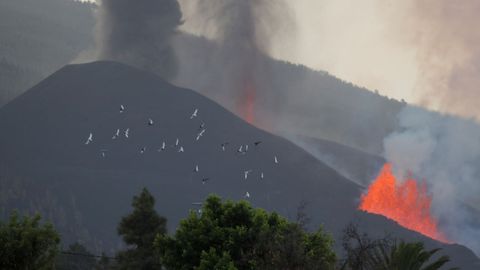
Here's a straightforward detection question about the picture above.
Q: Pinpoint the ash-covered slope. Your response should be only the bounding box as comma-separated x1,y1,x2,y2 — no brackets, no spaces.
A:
292,136,385,187
0,61,477,268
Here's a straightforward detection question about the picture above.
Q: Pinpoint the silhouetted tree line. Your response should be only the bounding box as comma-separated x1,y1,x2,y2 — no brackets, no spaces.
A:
0,188,457,270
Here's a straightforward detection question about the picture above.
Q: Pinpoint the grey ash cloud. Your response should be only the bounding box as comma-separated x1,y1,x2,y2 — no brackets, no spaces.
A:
94,0,182,79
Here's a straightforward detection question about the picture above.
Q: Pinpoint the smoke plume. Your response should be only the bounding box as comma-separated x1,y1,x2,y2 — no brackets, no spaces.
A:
272,0,480,120
385,1,480,119
94,0,182,80
384,106,480,255
175,0,293,125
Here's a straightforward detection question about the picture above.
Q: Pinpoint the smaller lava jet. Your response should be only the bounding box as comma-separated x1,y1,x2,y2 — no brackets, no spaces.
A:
359,163,449,243
238,80,256,125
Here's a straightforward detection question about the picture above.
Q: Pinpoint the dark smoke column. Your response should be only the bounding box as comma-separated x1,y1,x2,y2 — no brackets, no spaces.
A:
187,0,289,126
95,0,182,80
222,1,260,124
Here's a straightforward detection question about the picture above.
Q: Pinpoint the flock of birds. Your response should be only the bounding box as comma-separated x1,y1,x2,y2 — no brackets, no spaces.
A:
84,105,280,201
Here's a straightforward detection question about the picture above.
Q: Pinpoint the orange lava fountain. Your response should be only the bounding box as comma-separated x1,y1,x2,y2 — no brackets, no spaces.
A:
359,163,448,242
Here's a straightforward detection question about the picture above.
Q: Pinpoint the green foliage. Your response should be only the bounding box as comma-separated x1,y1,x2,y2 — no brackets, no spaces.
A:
197,248,238,270
94,253,116,270
156,195,336,270
56,242,96,270
116,188,167,270
368,241,457,270
0,211,60,270
341,224,457,270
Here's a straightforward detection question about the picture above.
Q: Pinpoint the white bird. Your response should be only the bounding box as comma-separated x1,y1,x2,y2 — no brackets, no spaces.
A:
120,104,125,113
100,150,107,158
245,192,250,198
237,145,243,153
178,146,184,153
190,108,198,119
148,118,154,126
112,129,120,139
140,147,146,154
260,172,264,179
196,129,206,141
175,138,180,146
244,170,252,180
274,156,279,164
194,165,199,173
221,142,229,151
85,133,93,145
124,128,130,138
158,141,166,151
245,144,249,152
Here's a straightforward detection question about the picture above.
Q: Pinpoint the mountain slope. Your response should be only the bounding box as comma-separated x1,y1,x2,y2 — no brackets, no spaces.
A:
292,135,385,187
0,61,477,268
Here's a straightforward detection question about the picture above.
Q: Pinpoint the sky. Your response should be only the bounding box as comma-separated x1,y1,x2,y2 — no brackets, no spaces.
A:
81,0,480,120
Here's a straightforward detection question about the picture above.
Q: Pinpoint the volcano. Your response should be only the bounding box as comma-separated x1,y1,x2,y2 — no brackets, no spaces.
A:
0,61,478,268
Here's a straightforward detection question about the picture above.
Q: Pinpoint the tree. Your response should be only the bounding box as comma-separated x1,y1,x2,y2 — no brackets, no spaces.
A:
156,195,336,270
340,223,392,270
341,224,457,270
0,211,60,269
95,253,114,270
57,242,96,270
116,188,167,270
197,248,238,270
368,241,457,270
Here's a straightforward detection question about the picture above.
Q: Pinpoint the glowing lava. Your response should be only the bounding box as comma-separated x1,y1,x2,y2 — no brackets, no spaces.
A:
239,80,255,124
359,163,448,242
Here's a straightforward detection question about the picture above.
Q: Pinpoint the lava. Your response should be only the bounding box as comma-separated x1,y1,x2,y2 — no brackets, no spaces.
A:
359,163,448,242
239,80,255,124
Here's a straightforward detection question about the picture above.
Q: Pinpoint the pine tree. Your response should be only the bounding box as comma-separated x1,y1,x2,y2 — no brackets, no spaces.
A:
116,188,167,270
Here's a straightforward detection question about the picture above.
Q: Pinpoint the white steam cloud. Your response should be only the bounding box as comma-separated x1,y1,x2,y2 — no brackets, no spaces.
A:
384,106,480,255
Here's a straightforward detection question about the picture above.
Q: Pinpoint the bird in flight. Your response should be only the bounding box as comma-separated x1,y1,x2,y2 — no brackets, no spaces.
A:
196,129,206,141
124,128,130,138
178,146,185,153
260,172,264,179
221,142,229,151
119,104,125,113
85,133,93,145
158,141,166,151
190,109,198,119
244,170,253,180
194,165,199,173
175,138,180,146
148,118,154,126
274,156,279,164
112,129,120,139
